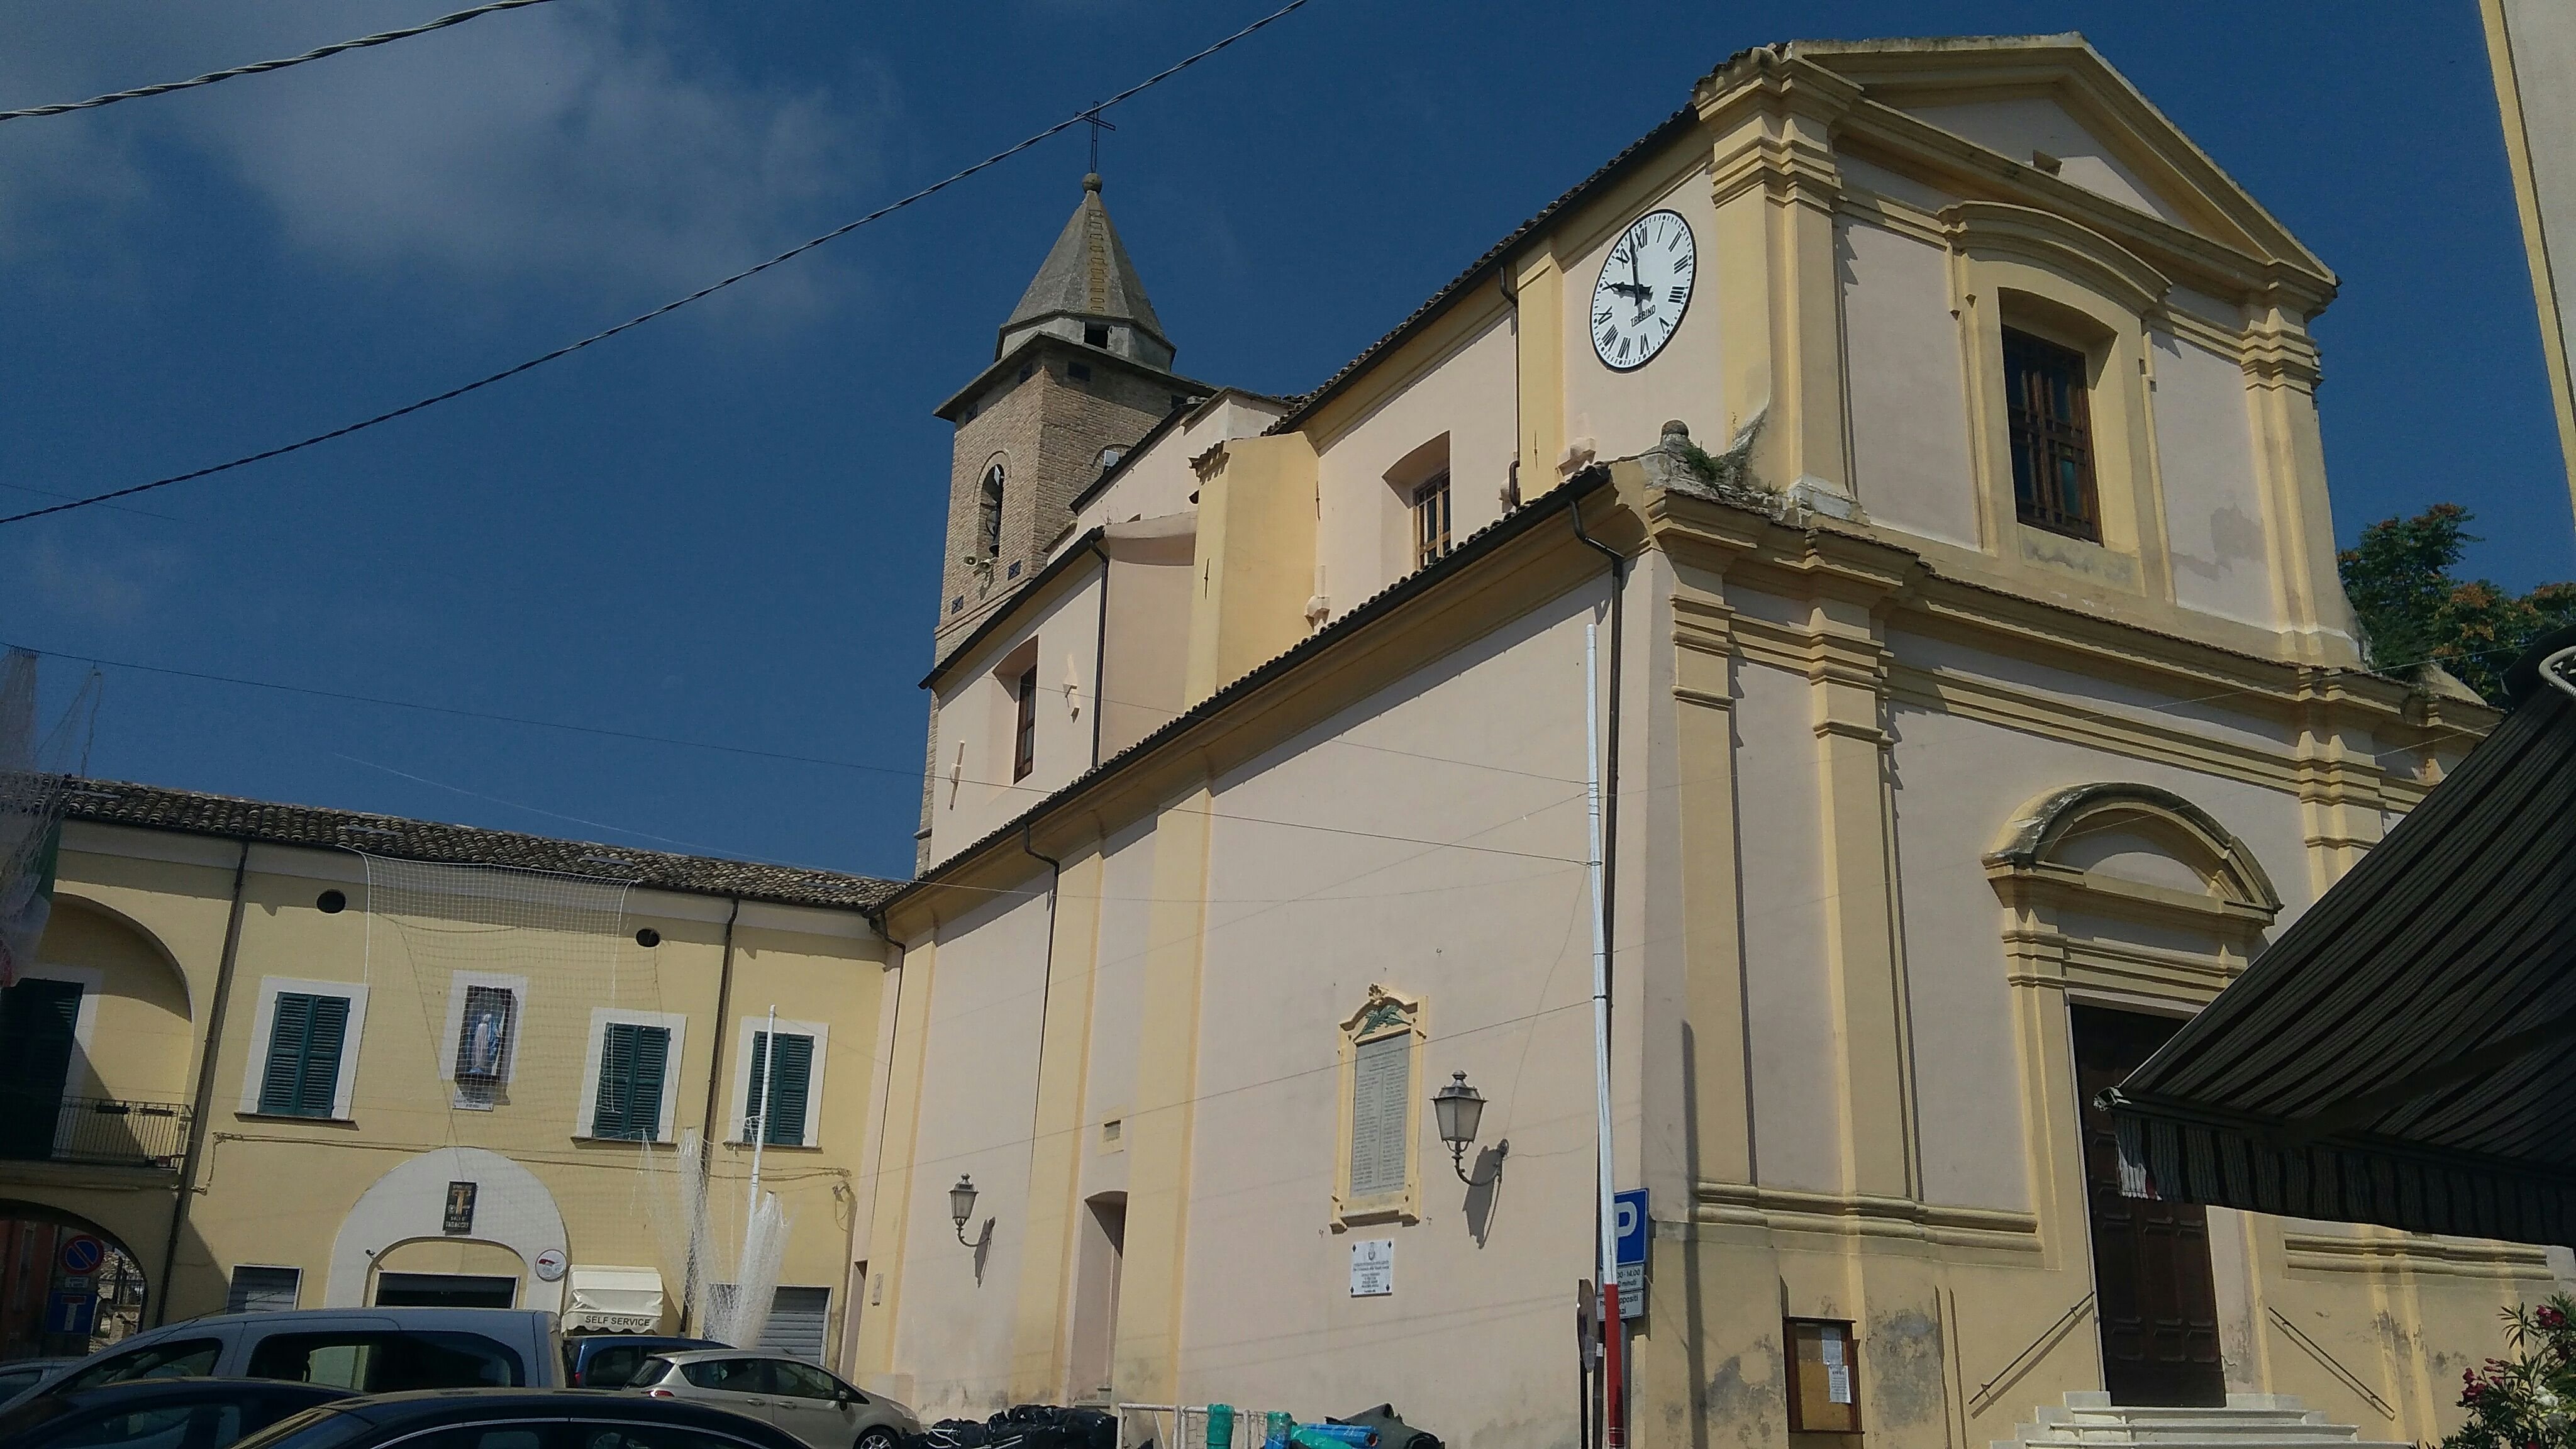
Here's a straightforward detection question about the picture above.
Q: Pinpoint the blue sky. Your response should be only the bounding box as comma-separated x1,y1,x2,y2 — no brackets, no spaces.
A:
3,1,2567,882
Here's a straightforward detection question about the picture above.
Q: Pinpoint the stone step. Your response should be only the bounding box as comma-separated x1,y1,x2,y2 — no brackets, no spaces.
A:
1991,1394,2406,1449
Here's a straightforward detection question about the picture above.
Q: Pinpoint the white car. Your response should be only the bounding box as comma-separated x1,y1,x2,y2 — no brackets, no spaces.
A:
633,1349,922,1449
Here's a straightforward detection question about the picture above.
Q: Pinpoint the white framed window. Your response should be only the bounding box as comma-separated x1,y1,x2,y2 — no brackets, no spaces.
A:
437,971,526,1109
727,1017,830,1148
575,1008,688,1142
226,1265,301,1314
240,977,370,1120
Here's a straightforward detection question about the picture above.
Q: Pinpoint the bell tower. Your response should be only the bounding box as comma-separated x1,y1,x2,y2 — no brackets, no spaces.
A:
931,173,1202,651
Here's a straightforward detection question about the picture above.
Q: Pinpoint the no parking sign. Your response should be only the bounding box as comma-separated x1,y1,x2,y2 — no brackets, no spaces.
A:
58,1236,103,1275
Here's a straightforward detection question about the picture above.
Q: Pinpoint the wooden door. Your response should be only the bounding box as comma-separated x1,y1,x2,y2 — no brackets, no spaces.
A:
2072,1006,2225,1406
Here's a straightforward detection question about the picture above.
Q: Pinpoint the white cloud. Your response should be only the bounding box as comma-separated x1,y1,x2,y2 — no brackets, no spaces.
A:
0,2,884,310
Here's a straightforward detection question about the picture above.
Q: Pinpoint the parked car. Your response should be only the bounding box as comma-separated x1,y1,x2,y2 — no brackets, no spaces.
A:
13,1309,562,1405
0,1377,351,1449
0,1363,75,1412
231,1389,811,1449
563,1338,720,1390
631,1351,919,1449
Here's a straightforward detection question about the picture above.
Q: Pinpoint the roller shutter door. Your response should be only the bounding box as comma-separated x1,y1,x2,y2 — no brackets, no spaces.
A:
760,1285,830,1363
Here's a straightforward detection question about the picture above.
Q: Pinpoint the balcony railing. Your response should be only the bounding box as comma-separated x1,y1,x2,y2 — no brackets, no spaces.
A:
0,1092,192,1170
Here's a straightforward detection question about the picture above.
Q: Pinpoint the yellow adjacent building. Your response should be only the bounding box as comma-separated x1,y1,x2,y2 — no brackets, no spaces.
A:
2,778,896,1368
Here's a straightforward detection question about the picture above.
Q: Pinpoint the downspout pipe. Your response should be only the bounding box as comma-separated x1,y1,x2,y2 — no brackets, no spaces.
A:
684,895,743,1333
1570,491,1627,1449
1089,538,1111,768
1020,823,1064,1163
158,838,250,1326
1568,495,1625,1026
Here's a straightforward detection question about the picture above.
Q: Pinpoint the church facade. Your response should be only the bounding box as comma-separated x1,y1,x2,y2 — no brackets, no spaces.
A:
848,32,2557,1449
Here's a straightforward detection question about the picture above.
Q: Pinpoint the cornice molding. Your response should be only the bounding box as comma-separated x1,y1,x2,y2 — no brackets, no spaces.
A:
1942,200,2170,316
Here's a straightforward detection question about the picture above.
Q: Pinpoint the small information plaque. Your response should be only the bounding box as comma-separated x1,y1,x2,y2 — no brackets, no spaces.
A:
1349,1239,1393,1297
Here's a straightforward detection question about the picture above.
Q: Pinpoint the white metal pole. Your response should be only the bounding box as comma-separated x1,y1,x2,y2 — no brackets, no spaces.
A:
1584,623,1618,1322
748,1004,777,1223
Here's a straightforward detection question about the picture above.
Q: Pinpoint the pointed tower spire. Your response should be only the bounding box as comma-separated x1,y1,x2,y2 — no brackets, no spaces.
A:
997,174,1175,370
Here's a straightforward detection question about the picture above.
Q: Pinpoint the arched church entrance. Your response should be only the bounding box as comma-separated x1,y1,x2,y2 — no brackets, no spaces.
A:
0,1201,148,1361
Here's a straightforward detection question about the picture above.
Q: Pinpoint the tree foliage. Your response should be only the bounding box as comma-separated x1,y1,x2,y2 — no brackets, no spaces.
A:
2441,1295,2576,1449
2337,504,2576,704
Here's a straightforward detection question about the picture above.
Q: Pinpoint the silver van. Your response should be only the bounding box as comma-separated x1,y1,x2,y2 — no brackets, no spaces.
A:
13,1308,561,1404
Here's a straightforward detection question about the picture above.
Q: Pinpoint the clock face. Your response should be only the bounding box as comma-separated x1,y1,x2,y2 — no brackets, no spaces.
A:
1590,209,1696,372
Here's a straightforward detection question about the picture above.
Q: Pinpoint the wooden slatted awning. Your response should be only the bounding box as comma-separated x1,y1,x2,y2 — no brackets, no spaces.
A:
2103,639,2576,1245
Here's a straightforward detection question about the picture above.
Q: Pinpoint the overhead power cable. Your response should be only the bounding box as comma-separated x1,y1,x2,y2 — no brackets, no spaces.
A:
0,0,564,123
0,0,1316,528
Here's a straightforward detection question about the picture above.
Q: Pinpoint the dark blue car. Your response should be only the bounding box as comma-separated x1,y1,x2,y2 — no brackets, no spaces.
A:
0,1377,352,1449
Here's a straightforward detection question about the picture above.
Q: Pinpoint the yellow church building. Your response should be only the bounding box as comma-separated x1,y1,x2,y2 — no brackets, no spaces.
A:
855,29,2553,1449
5,28,2564,1449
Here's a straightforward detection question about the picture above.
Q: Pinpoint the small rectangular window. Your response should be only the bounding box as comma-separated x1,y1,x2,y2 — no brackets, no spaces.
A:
1785,1319,1860,1433
1413,472,1453,570
743,1031,816,1146
1014,666,1039,781
226,1265,302,1314
1347,1033,1411,1199
1083,323,1110,347
258,993,350,1118
1067,362,1093,382
591,1023,672,1141
2002,328,2101,541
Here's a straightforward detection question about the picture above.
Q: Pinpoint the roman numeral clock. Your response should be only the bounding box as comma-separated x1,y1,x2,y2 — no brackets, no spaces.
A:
1591,209,1695,371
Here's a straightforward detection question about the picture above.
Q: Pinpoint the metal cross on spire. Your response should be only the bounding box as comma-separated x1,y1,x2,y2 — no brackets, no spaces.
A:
1083,107,1117,175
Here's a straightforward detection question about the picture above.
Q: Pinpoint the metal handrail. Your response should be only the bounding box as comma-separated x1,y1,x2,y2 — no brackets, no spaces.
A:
1970,1292,2097,1418
0,1091,193,1169
2266,1305,2397,1421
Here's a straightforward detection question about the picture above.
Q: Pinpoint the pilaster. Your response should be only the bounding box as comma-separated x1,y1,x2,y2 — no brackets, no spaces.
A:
1799,566,1915,1202
1697,53,1862,518
1514,247,1569,491
2240,299,2358,665
852,938,939,1382
1111,784,1215,1406
1007,845,1108,1401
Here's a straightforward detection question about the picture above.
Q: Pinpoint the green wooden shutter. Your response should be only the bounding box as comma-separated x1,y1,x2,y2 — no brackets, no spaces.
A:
299,996,349,1116
747,1033,814,1146
591,1023,670,1140
260,993,349,1118
258,995,312,1115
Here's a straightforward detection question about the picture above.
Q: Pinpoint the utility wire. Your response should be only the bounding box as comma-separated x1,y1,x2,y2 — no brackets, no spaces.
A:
0,0,1316,528
0,0,564,123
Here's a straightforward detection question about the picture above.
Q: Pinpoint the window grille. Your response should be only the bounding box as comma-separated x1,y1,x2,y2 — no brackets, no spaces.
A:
1413,472,1452,570
226,1266,301,1314
2002,328,2101,541
1014,667,1039,781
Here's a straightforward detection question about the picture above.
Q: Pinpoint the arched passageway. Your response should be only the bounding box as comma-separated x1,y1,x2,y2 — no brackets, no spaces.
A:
0,1202,148,1362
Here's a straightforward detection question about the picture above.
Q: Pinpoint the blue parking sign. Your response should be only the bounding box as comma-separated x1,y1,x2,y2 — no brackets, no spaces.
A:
1613,1189,1646,1319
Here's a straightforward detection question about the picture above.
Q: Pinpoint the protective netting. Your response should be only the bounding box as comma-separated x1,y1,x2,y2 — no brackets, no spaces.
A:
358,857,649,1288
638,1128,791,1347
0,649,100,987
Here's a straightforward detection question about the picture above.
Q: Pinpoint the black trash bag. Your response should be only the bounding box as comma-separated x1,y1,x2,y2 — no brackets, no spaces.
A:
1063,1407,1116,1449
1330,1405,1441,1449
928,1419,992,1449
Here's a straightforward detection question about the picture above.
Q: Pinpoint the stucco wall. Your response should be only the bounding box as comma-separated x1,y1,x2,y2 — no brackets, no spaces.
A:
2153,328,2281,629
1841,219,1980,550
928,565,1108,866
1312,311,1516,622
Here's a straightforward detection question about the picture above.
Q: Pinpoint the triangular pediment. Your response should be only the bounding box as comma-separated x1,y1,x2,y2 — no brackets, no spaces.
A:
1795,35,2330,283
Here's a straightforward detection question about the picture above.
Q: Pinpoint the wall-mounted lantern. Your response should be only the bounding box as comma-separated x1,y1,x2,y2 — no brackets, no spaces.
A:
950,1175,980,1246
1433,1070,1507,1184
